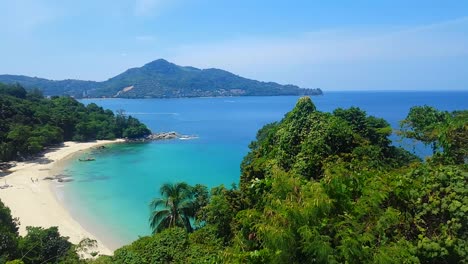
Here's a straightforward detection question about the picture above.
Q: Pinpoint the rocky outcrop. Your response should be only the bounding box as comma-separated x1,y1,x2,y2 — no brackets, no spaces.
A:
44,174,74,182
147,132,180,140
126,131,186,142
0,163,14,172
126,132,199,142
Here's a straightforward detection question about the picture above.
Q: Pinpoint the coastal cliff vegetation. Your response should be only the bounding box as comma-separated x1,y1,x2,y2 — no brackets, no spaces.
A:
0,96,466,263
0,83,150,162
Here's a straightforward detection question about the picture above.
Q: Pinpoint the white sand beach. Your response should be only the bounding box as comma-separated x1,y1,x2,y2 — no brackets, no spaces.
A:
0,140,124,256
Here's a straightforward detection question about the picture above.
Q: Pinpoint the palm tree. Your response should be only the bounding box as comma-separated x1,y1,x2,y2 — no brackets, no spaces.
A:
149,182,195,234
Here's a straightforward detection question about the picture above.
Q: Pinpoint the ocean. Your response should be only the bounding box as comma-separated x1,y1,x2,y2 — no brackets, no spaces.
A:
57,91,467,249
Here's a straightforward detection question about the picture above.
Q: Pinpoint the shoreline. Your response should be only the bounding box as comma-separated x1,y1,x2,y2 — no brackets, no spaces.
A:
0,140,124,256
78,94,322,100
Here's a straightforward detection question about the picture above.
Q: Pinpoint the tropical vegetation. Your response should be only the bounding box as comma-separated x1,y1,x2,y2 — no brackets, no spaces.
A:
103,97,467,263
149,183,209,234
0,95,466,263
0,82,150,162
0,199,94,264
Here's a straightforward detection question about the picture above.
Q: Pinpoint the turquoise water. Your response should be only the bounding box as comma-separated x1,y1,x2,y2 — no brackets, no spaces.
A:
61,91,467,249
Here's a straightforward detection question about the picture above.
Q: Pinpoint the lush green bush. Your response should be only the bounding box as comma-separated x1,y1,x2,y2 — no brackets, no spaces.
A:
18,226,79,264
0,200,83,264
112,228,188,264
0,200,19,263
207,97,466,263
109,226,222,264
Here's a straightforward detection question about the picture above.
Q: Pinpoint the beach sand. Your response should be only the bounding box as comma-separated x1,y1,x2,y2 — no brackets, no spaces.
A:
0,140,124,256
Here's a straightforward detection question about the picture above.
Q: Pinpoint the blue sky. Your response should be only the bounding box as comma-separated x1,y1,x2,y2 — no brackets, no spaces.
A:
1,0,467,90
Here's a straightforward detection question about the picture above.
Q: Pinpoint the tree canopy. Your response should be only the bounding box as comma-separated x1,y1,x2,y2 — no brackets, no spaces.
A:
400,105,467,164
0,83,151,162
0,200,83,264
149,183,209,234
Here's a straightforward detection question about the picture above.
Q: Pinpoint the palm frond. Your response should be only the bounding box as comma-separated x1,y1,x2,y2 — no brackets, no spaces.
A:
149,209,170,231
149,198,167,210
150,181,198,233
156,216,174,234
160,182,176,196
180,201,197,218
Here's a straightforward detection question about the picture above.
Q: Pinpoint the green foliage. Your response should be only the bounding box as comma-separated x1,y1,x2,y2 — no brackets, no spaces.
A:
0,200,19,263
191,184,210,226
240,97,418,194
5,260,25,264
149,182,205,234
400,106,467,165
75,238,99,259
0,83,150,161
434,110,468,165
187,226,223,262
112,228,189,264
90,255,113,264
112,245,146,264
18,226,78,264
201,185,245,244
0,83,27,99
109,226,222,264
400,106,449,153
121,117,151,139
0,59,323,98
406,165,468,262
203,98,465,263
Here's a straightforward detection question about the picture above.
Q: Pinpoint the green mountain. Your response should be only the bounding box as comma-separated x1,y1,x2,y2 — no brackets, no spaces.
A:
0,59,322,98
0,75,99,97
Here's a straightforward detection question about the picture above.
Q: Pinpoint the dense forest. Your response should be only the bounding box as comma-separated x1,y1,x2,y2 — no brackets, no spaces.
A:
0,96,466,263
0,83,150,162
0,59,322,99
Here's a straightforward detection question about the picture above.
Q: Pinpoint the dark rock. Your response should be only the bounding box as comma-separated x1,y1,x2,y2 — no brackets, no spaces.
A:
126,131,181,142
0,163,14,172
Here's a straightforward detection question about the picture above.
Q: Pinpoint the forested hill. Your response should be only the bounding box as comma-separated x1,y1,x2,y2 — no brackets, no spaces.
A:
0,83,150,162
0,59,322,98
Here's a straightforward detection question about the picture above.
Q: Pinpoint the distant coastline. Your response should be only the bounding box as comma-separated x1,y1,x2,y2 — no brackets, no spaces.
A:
0,59,322,99
77,93,324,100
0,140,124,256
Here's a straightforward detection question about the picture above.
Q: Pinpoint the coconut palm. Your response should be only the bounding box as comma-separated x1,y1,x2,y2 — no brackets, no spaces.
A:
149,182,196,234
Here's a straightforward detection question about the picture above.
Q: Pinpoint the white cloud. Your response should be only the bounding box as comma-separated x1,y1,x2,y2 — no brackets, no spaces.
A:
171,17,468,68
167,17,468,90
134,0,166,16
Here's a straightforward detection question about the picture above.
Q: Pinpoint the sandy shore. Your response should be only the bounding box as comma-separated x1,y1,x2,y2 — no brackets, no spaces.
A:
0,140,124,256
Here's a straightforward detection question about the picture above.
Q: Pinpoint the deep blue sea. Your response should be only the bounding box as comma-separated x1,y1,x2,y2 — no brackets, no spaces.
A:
58,91,467,249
